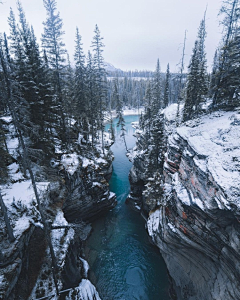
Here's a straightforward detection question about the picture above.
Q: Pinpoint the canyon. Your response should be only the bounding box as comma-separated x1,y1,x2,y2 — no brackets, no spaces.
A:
128,105,240,299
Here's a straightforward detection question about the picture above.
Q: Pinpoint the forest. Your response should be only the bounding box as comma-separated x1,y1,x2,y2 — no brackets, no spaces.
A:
0,0,240,299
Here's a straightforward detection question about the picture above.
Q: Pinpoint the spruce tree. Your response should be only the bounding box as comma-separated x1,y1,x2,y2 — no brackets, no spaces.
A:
163,63,170,108
152,58,162,116
91,25,107,154
183,17,208,122
42,0,67,144
86,51,97,147
143,81,152,141
143,172,164,211
145,113,166,185
212,0,240,107
74,27,88,138
209,50,219,97
183,41,200,121
215,31,240,108
114,78,127,151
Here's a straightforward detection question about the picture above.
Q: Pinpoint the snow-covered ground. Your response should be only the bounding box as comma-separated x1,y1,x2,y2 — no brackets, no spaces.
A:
177,110,240,206
1,178,49,237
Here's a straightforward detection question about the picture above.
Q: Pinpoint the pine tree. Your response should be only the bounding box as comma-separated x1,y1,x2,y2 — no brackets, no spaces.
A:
0,119,10,184
115,78,127,151
152,59,162,116
42,0,67,144
213,0,240,107
143,81,152,141
183,17,208,122
74,27,88,138
183,41,200,121
215,31,240,108
143,172,164,211
146,113,166,179
91,25,107,154
163,63,170,108
176,30,187,125
86,51,97,147
209,50,219,97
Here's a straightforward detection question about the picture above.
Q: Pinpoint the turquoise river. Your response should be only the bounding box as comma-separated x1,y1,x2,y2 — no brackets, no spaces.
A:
85,115,170,300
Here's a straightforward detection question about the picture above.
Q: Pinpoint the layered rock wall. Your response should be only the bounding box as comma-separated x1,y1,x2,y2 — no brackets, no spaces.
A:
130,110,240,299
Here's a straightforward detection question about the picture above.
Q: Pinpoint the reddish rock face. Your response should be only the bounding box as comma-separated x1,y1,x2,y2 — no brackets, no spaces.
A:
129,110,240,300
148,112,240,300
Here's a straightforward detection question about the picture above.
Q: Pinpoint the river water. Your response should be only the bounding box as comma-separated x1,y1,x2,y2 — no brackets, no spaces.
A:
85,115,170,300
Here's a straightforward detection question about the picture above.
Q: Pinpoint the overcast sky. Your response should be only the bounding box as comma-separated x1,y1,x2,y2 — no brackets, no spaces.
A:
0,0,223,72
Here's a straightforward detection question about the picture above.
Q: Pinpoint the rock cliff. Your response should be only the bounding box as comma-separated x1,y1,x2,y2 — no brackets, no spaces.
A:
0,139,116,299
129,107,240,300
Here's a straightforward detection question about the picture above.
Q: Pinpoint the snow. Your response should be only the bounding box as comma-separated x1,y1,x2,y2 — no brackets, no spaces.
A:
79,257,89,277
13,216,30,237
147,209,161,237
191,195,205,210
61,153,79,175
95,157,107,164
7,137,19,156
1,180,49,237
168,222,177,233
81,157,93,168
193,156,207,173
51,210,75,268
109,191,115,198
66,279,101,300
52,210,68,227
172,173,191,206
163,103,184,122
92,182,102,188
177,111,240,206
8,163,25,182
2,181,49,207
0,116,12,123
0,275,4,285
131,121,139,129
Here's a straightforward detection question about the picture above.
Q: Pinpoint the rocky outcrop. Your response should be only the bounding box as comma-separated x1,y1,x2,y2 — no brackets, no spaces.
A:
126,130,149,213
129,108,240,299
62,151,116,222
0,144,116,299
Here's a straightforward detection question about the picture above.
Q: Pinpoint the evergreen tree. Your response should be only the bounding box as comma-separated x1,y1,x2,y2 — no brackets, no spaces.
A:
115,78,127,151
0,120,10,183
143,81,152,141
176,30,187,125
143,172,164,211
215,31,240,108
86,51,97,147
183,41,200,121
212,0,240,107
42,0,67,144
91,25,107,154
152,58,162,115
74,27,88,137
209,50,219,97
9,3,55,162
146,113,165,177
163,63,170,108
183,17,208,122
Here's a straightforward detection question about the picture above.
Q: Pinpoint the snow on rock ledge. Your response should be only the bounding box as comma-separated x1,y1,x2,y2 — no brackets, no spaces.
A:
66,279,101,300
147,109,240,300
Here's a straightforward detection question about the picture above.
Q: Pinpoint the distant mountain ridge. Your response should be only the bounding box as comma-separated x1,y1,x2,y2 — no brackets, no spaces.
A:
104,62,122,73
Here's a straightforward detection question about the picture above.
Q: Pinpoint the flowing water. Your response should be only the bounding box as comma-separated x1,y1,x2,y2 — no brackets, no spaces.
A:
85,115,170,300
